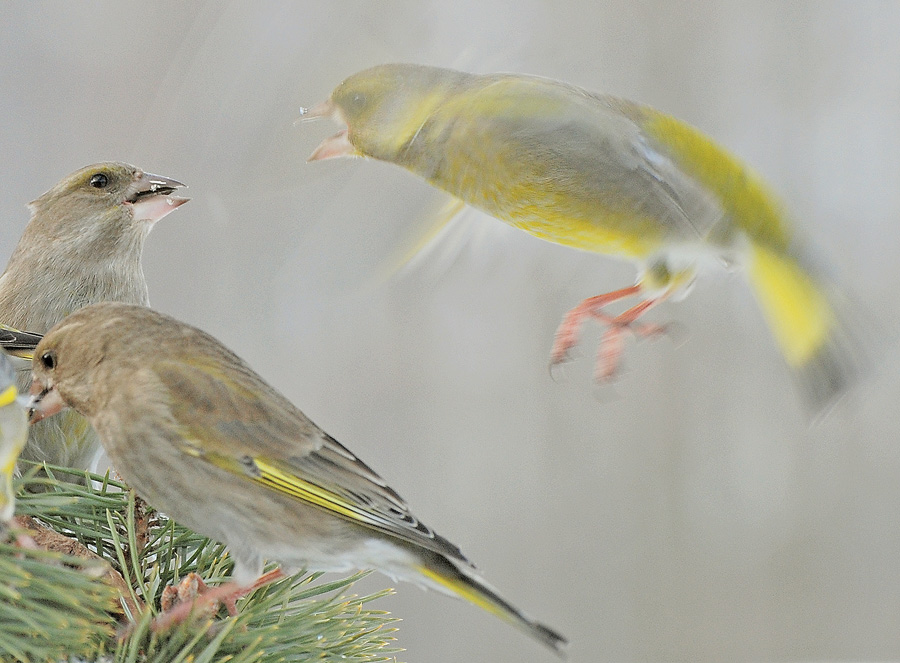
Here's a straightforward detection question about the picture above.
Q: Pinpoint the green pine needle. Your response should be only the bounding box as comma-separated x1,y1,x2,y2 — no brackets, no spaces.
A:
0,542,117,662
4,461,402,663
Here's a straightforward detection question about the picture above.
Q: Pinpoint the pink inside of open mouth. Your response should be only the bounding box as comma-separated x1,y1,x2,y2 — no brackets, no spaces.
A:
130,195,190,223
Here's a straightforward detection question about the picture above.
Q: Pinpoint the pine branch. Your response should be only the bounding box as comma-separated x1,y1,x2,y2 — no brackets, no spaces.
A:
4,462,402,663
0,540,116,662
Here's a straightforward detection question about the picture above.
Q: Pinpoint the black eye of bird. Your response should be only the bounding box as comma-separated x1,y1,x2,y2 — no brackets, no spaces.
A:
89,173,109,188
40,351,56,370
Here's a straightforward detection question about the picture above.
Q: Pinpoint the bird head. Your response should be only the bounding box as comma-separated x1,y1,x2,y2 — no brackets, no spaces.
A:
28,304,117,422
26,162,189,249
305,64,468,163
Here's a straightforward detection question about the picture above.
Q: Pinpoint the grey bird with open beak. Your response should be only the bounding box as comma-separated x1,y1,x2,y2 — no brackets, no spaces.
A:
0,162,188,471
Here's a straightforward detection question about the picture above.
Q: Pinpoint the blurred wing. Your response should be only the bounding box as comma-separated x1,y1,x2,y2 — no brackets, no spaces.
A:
156,357,470,564
570,90,725,241
385,196,467,276
457,77,724,242
0,325,43,360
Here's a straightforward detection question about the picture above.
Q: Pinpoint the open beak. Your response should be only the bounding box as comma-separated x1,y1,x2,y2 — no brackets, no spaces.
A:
308,129,355,161
28,380,65,424
301,99,357,162
127,171,190,223
298,98,334,122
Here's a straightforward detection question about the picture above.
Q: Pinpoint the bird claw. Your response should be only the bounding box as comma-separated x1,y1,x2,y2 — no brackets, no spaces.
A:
548,354,574,383
549,317,584,366
152,567,286,632
550,287,671,383
160,572,209,612
154,573,228,632
13,531,38,550
594,327,626,382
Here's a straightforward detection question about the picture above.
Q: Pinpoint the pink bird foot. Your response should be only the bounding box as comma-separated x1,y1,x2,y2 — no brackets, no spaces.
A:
551,284,670,380
152,567,287,632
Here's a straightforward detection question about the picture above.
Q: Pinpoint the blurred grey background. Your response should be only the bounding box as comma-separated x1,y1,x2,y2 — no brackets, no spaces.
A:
3,2,900,661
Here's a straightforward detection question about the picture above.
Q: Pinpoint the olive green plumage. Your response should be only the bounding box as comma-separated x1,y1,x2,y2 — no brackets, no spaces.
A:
30,302,566,654
308,63,864,411
0,162,187,470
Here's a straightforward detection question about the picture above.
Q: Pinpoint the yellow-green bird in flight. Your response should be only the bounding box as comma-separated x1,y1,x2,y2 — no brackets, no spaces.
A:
304,63,862,412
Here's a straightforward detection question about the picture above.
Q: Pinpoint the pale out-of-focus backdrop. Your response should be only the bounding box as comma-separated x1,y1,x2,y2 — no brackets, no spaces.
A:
3,2,900,661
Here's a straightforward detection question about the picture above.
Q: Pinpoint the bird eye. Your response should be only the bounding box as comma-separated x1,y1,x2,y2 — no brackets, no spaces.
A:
89,173,109,188
40,351,56,370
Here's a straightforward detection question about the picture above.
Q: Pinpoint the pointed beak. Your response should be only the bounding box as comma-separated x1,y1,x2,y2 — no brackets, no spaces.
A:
308,128,356,162
28,380,65,424
131,171,186,199
300,98,358,161
127,171,190,223
298,98,335,122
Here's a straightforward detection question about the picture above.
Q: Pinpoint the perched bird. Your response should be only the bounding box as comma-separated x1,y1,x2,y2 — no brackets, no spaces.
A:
0,352,27,524
28,302,567,654
1,162,188,470
305,63,862,412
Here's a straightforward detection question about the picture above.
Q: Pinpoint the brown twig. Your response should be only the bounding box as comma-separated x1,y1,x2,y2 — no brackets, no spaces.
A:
14,515,145,618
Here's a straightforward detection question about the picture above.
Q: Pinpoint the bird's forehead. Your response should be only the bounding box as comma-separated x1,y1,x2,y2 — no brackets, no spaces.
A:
71,162,136,186
31,163,138,209
47,316,102,351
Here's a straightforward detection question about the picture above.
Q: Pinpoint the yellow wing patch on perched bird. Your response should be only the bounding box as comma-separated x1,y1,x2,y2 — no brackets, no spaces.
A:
251,457,385,527
0,325,43,360
188,446,398,531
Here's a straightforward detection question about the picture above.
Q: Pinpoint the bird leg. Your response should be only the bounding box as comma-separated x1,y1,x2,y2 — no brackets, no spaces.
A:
159,573,210,613
551,284,670,379
152,567,286,631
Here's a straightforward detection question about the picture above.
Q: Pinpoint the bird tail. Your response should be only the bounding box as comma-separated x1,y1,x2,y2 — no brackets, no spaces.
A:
414,551,567,656
746,241,864,413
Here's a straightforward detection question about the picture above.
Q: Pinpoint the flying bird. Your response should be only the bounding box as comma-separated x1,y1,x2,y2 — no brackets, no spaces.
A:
305,63,863,412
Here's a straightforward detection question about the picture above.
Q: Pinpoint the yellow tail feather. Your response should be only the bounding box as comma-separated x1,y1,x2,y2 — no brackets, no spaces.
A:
746,242,866,413
415,561,567,655
747,243,833,367
417,564,513,623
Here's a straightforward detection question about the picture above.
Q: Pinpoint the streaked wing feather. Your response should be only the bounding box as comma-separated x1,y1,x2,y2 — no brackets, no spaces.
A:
0,325,43,359
157,357,470,565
